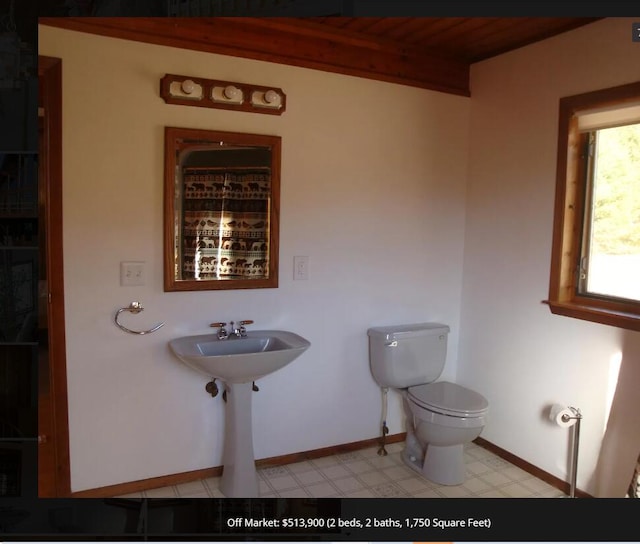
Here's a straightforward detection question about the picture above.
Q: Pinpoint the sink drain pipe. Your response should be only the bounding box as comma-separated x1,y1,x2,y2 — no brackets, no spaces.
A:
377,387,389,456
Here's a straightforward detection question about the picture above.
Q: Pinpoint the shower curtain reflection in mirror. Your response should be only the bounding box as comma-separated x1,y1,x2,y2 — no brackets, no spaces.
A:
164,127,280,292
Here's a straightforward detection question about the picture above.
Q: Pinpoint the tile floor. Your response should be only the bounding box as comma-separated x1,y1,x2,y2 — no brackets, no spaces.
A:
118,442,565,499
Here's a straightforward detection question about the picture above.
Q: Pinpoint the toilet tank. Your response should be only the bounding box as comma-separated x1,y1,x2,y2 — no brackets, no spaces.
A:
367,323,449,388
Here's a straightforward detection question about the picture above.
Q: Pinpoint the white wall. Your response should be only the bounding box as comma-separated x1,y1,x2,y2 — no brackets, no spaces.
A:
461,17,640,496
38,25,470,492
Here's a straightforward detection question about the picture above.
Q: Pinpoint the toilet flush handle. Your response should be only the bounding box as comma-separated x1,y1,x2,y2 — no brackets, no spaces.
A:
385,340,398,347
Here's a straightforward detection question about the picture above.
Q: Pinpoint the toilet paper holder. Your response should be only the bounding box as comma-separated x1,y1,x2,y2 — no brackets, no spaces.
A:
550,404,582,498
560,405,582,425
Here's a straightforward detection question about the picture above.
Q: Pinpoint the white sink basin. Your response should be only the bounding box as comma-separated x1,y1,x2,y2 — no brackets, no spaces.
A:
169,329,311,498
169,330,310,383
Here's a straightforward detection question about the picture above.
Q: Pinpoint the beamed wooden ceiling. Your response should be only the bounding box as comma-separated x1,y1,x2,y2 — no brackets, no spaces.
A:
39,17,601,96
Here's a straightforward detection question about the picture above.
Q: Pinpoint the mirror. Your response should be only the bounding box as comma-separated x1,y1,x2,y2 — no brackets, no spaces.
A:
164,127,280,291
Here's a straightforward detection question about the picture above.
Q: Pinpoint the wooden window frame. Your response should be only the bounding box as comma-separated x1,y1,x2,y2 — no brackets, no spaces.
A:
546,81,640,332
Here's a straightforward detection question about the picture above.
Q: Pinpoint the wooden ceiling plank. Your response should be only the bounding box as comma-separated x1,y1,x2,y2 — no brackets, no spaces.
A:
414,17,502,48
352,16,417,37
461,17,547,59
466,18,600,62
237,17,438,55
333,17,392,33
39,17,470,96
427,17,522,59
399,17,472,46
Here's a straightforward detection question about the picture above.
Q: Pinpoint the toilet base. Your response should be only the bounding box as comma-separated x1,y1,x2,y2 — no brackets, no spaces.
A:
402,443,465,486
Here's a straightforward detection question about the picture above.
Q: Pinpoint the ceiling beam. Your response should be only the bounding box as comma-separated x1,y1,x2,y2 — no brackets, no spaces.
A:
39,17,470,96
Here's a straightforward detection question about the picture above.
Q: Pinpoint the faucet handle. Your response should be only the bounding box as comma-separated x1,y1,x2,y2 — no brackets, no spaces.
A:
238,320,253,337
210,322,227,328
210,322,228,340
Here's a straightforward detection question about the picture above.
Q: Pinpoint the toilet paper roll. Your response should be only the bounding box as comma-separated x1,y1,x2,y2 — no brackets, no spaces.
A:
550,403,577,428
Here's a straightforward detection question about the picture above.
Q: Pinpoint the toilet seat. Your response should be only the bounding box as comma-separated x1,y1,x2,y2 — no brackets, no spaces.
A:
408,381,488,418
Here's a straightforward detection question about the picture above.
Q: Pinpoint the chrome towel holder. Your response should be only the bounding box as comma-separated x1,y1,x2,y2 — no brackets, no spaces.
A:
114,301,165,335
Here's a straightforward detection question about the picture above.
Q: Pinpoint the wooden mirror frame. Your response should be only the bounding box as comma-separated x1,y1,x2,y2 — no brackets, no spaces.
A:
164,127,280,291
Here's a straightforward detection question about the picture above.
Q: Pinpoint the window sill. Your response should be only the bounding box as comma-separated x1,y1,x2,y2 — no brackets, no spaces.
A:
543,300,640,332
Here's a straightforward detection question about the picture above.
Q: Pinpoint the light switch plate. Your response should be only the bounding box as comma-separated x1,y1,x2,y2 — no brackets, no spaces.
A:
120,261,145,286
293,256,309,280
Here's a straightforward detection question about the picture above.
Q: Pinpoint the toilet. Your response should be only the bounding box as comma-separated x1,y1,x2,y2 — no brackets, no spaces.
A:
368,322,488,486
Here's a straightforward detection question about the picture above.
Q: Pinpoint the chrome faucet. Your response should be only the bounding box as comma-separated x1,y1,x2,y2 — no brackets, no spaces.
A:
210,320,253,339
231,320,254,337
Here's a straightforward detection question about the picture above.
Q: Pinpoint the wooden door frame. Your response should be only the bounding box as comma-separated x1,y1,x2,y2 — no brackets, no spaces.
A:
38,55,71,497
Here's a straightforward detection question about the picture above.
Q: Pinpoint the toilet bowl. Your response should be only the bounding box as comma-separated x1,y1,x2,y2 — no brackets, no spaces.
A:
367,323,489,486
402,381,488,485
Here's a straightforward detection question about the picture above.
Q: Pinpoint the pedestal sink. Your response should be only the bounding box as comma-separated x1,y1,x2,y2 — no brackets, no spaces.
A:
169,330,310,497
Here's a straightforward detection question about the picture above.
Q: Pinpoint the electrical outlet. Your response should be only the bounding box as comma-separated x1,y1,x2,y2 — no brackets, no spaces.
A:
120,261,145,286
293,256,309,280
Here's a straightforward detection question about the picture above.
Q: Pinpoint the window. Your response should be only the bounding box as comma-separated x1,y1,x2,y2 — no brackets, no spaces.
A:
547,81,640,331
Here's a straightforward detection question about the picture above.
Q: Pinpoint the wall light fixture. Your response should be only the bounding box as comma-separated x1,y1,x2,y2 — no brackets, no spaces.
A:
160,74,286,115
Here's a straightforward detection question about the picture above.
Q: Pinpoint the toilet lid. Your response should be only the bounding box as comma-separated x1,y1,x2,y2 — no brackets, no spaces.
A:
408,381,488,417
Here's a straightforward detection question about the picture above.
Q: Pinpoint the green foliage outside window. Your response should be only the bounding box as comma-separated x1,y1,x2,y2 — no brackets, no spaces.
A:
592,123,640,255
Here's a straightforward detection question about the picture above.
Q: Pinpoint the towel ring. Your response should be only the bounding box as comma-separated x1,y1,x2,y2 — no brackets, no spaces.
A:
115,301,165,335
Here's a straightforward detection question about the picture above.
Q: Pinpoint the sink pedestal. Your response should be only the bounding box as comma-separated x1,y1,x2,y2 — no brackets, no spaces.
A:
168,330,311,497
219,382,259,497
